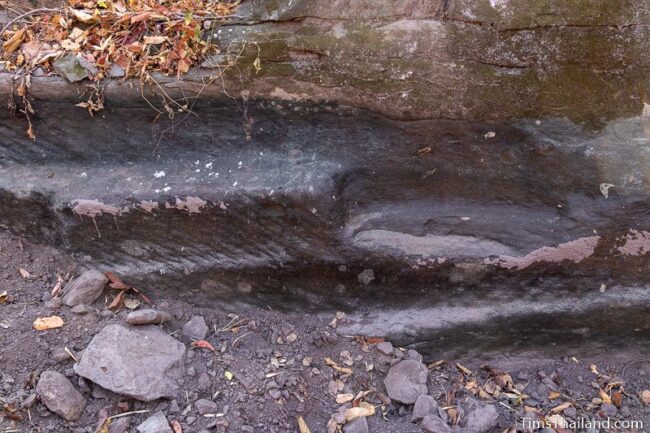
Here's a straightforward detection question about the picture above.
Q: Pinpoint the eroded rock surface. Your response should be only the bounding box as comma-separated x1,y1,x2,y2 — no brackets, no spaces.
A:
74,324,185,401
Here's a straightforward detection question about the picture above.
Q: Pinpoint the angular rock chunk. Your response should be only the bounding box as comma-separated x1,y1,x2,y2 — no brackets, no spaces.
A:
421,415,451,433
194,398,219,415
74,324,185,401
137,411,172,433
384,359,428,404
36,370,86,421
62,270,108,307
464,398,499,433
53,55,88,83
412,394,438,423
126,309,173,325
182,315,208,340
343,417,369,433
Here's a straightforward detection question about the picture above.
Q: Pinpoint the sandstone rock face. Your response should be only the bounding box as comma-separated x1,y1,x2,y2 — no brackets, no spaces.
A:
74,325,185,401
36,370,86,421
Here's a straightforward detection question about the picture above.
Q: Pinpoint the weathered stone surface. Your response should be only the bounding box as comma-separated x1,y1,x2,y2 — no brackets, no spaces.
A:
463,399,499,433
384,360,428,404
412,395,438,423
36,370,86,421
182,316,208,340
376,342,394,355
126,309,173,325
343,416,369,433
421,415,452,433
62,270,108,307
74,325,185,401
136,411,172,433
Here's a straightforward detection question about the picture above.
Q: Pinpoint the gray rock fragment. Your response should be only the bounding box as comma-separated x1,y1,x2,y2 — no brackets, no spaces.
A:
384,359,428,404
136,411,172,433
126,309,173,325
343,416,369,433
422,415,451,433
62,270,108,307
182,315,208,340
53,54,89,83
412,394,438,423
36,370,86,421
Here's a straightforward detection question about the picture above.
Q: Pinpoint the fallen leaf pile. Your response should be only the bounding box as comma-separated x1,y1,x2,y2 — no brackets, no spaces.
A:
2,0,236,78
0,0,238,137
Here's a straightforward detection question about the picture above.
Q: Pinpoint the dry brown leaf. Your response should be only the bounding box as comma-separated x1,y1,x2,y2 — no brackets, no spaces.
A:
641,390,650,405
612,391,622,408
456,363,473,375
327,417,337,433
598,388,611,405
144,36,168,45
170,420,182,433
0,291,8,304
124,297,140,310
33,316,64,330
51,275,64,297
297,416,311,433
191,340,217,352
344,401,375,422
550,402,572,414
3,28,27,53
108,291,124,311
18,267,31,279
324,357,353,375
336,393,354,404
548,391,561,400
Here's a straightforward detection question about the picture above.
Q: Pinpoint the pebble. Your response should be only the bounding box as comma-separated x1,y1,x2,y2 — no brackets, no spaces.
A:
36,370,86,421
421,415,451,433
62,270,108,307
412,394,438,423
71,304,95,315
109,416,131,433
376,342,394,355
182,316,208,340
195,398,219,415
51,347,71,363
600,403,617,417
136,411,172,433
384,360,429,404
126,309,173,325
343,416,369,433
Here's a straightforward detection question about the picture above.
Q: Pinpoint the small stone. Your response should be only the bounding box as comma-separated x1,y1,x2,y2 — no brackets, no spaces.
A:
182,316,208,340
464,399,499,433
600,403,617,417
343,416,369,433
412,395,438,423
52,347,71,363
109,416,132,433
107,64,125,78
127,309,173,325
53,54,89,83
195,398,219,415
384,360,428,404
198,372,211,391
406,349,423,363
62,270,108,307
44,297,63,309
36,370,86,421
376,342,394,355
20,393,37,409
137,411,172,433
71,304,95,315
421,415,451,433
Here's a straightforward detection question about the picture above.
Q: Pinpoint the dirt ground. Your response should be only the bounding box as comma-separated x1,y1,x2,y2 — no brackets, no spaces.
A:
0,230,649,433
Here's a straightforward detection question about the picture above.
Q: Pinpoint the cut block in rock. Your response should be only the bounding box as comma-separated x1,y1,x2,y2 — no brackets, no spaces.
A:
126,309,173,325
35,370,86,421
384,359,429,404
74,324,185,401
343,416,369,433
136,411,172,433
421,415,452,433
412,395,438,423
182,315,208,340
62,270,108,307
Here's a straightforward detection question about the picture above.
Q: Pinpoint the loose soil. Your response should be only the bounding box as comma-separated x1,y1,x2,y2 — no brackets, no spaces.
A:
0,230,648,433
